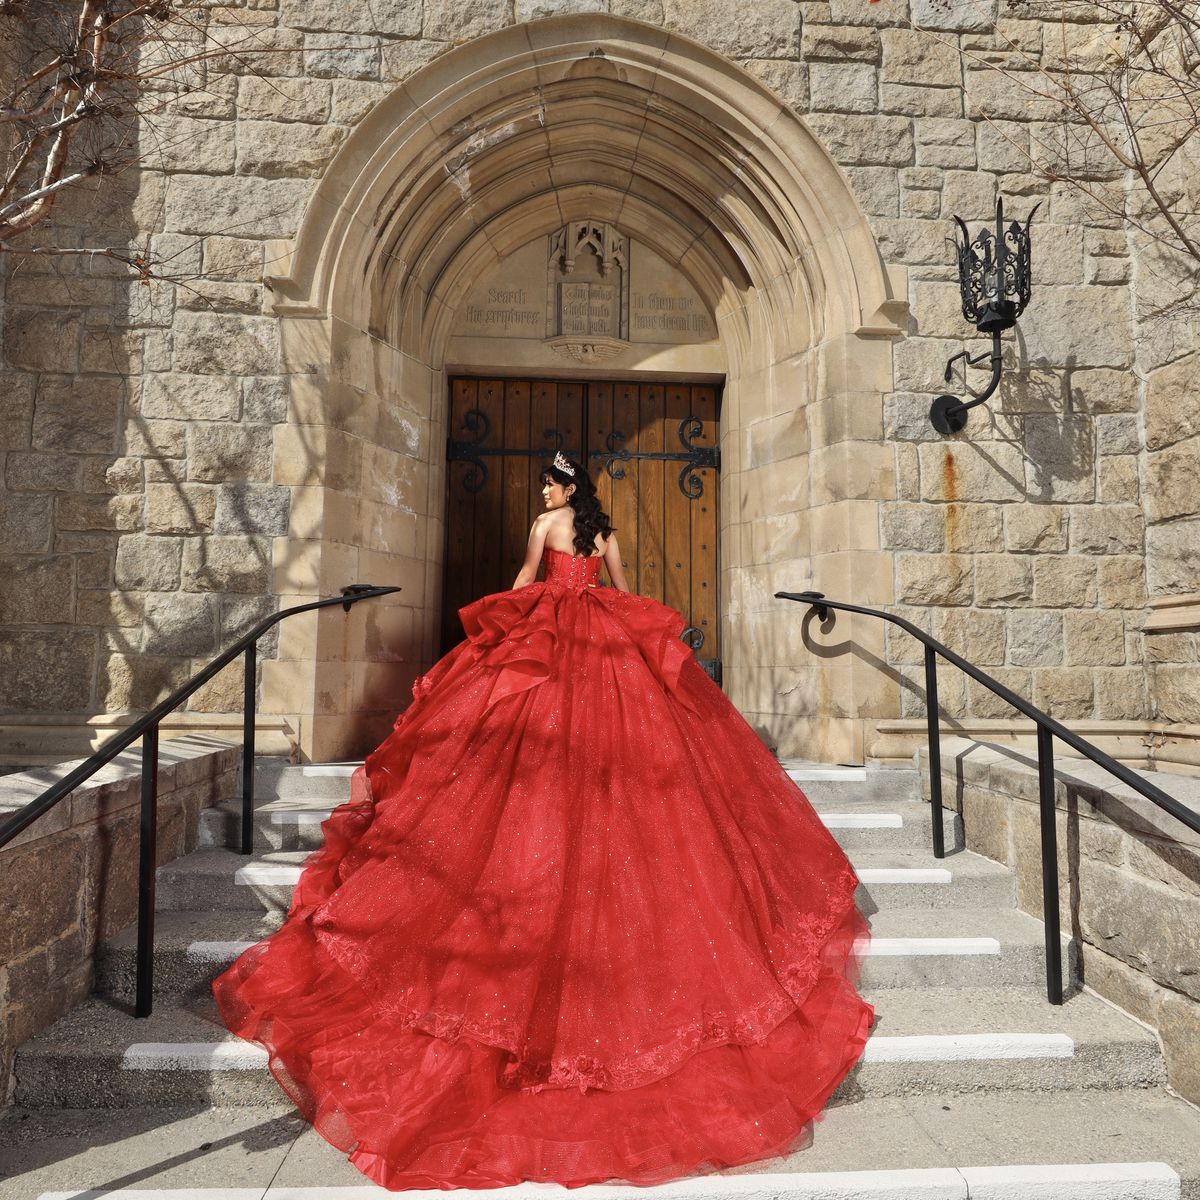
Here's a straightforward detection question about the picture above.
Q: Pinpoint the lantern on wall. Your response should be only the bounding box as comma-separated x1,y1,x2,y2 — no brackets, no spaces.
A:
929,198,1038,435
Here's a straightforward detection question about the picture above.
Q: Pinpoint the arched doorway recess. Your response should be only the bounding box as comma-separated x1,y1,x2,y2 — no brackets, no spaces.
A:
264,14,907,762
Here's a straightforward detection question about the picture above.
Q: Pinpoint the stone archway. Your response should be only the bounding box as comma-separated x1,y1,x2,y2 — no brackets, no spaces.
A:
263,14,906,762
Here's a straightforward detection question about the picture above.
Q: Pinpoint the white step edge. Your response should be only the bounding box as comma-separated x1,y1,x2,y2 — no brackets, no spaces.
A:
858,937,1002,957
122,1043,268,1070
820,813,904,829
269,810,330,826
120,1033,1075,1075
35,1161,1182,1200
187,936,1008,966
855,868,952,884
860,1033,1074,1063
786,767,868,782
234,865,304,886
301,763,360,777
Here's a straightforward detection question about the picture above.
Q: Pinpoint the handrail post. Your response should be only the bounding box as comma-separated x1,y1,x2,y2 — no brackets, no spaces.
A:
924,645,946,859
1037,725,1064,1005
241,642,257,856
135,723,159,1018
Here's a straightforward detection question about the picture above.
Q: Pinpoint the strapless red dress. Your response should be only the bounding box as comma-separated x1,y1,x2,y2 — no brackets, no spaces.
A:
213,547,873,1190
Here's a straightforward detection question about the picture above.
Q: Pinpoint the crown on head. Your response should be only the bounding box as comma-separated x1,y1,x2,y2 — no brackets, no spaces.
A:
553,451,576,477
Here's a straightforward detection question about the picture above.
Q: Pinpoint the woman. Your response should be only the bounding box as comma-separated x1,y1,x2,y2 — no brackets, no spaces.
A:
213,452,873,1190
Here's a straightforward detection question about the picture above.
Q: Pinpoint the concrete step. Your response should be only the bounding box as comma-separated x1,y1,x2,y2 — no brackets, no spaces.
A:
3,1090,1196,1197
13,980,1160,1112
160,841,997,917
198,793,962,855
249,760,359,803
782,764,921,805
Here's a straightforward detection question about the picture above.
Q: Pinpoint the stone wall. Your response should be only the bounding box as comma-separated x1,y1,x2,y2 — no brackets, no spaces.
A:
1,0,1198,763
922,737,1200,1105
0,736,238,1105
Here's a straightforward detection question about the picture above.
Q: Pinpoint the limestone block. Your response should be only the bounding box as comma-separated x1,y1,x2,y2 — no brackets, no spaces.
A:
142,373,241,422
165,174,312,239
661,0,799,57
124,418,186,460
100,654,193,713
742,60,809,112
1161,989,1200,1104
965,667,1033,719
1098,456,1139,504
215,483,291,536
1145,438,1200,523
1064,610,1126,667
0,556,74,625
302,33,379,79
0,630,95,710
116,535,183,592
1070,505,1143,555
881,83,962,119
802,23,881,61
1086,256,1130,285
1145,352,1200,450
805,113,914,166
1023,414,1096,503
0,377,34,450
204,237,266,284
827,0,906,26
1094,414,1139,456
884,392,940,441
996,366,1065,414
173,312,279,377
912,279,970,339
423,0,513,44
379,42,447,84
517,0,606,17
0,494,52,553
937,607,1006,664
845,166,899,216
182,535,272,594
881,502,944,552
912,0,995,30
139,115,234,174
1154,666,1200,725
5,453,82,494
55,495,143,533
874,216,946,265
918,442,1025,503
142,592,218,657
186,657,246,713
1126,835,1200,900
1032,665,1094,718
895,442,920,500
880,28,958,85
1076,860,1200,1002
81,329,144,376
1144,633,1195,666
76,590,143,629
1031,555,1097,608
966,68,1061,122
893,336,958,391
1004,504,1066,552
1019,286,1133,369
1007,609,1063,667
146,484,218,534
612,0,663,20
976,119,1031,173
237,120,346,178
809,62,878,113
901,182,938,216
235,76,330,126
3,310,81,373
220,594,281,652
280,0,420,35
943,502,1003,553
31,378,121,455
243,377,290,424
896,553,973,605
1099,555,1146,610
1147,518,1200,595
974,554,1033,606
1092,667,1149,720
273,424,363,492
188,424,273,484
177,280,262,316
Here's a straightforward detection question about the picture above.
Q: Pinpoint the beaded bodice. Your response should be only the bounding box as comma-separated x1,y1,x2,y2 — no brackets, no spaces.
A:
543,546,603,591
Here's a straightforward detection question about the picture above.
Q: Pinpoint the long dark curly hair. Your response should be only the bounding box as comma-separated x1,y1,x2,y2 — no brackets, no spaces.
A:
540,456,616,556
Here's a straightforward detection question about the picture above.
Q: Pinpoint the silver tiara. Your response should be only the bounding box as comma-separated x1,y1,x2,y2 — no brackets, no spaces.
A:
553,451,576,477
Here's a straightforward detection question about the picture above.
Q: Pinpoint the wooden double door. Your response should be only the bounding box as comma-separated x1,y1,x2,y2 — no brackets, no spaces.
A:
443,377,722,683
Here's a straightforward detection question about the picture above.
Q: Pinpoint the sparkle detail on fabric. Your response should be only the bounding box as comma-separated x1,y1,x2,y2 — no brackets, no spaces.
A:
213,544,873,1190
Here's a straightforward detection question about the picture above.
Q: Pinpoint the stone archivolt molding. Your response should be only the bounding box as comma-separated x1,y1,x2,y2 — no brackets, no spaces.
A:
265,14,905,371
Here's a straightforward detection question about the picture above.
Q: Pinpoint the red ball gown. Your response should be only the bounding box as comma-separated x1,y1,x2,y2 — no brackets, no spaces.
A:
213,547,873,1190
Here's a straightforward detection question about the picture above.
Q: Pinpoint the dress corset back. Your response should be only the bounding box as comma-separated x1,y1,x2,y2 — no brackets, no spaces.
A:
543,546,603,591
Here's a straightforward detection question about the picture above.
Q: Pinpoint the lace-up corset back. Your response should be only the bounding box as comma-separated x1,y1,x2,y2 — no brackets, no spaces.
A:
543,546,603,591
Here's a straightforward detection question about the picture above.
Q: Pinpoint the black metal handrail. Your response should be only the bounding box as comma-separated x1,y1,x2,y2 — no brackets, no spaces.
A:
0,584,401,1017
777,589,1200,1006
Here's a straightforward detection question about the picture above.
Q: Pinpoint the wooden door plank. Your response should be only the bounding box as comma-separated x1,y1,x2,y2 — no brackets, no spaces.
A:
473,378,505,599
443,377,478,653
663,384,692,621
638,383,665,605
611,381,640,590
502,379,532,590
689,384,720,662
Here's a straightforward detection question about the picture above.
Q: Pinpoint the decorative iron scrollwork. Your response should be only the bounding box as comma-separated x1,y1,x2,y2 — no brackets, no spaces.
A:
447,408,567,494
590,416,720,500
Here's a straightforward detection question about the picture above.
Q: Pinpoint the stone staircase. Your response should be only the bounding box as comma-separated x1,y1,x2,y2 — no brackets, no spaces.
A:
3,761,1200,1199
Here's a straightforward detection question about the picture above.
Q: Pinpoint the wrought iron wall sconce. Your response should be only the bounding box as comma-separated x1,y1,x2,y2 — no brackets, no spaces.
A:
929,198,1038,436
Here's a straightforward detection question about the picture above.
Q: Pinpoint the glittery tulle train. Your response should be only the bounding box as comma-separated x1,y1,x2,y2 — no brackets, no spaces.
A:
212,548,874,1190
